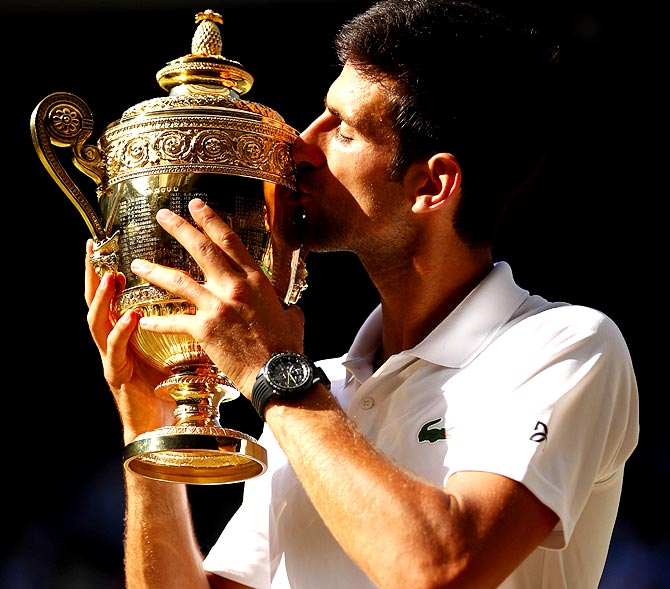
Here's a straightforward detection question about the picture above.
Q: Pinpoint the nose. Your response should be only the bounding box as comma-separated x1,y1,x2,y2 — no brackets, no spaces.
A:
292,112,328,170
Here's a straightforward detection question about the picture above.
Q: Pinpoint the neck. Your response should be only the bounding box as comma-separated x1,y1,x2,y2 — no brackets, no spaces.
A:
366,251,493,369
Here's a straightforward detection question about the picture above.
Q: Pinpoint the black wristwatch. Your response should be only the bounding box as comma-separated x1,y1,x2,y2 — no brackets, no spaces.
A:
251,352,330,420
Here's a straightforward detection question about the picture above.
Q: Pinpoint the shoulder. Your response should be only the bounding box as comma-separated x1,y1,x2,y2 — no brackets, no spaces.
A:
508,300,630,354
481,301,637,403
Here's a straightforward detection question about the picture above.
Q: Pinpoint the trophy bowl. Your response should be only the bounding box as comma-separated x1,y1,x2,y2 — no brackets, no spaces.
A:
29,10,307,484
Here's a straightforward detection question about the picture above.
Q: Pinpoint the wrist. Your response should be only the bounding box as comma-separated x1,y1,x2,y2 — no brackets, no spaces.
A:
251,352,330,421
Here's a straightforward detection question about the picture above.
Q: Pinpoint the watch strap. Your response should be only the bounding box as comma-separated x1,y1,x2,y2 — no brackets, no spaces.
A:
251,376,278,420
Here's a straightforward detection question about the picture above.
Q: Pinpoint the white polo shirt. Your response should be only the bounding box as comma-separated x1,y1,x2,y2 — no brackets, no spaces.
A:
203,262,639,589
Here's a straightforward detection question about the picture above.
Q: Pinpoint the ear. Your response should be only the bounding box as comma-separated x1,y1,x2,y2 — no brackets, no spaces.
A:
410,153,461,214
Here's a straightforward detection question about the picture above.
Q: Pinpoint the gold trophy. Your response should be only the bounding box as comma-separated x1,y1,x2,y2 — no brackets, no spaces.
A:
30,9,307,484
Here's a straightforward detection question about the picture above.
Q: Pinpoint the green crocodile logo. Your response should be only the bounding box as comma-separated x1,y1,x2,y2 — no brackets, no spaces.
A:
418,418,449,443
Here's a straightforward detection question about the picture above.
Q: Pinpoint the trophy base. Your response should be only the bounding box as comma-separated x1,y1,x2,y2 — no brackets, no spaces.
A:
123,426,267,485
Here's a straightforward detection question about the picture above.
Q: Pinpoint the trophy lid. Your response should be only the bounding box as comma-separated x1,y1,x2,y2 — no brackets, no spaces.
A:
157,9,253,97
120,9,287,124
96,8,298,191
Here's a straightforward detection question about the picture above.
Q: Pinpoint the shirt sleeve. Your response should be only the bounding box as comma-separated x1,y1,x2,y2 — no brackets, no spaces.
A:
444,305,639,548
202,426,282,589
202,357,348,587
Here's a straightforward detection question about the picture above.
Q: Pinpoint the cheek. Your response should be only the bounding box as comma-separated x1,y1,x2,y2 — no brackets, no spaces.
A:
338,149,390,192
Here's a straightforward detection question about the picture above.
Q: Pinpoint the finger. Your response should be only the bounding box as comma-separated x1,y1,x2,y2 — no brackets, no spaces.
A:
284,303,306,329
86,271,117,351
106,309,141,368
153,200,256,281
130,258,214,310
187,198,258,271
153,206,235,282
84,239,100,308
84,241,127,306
137,308,197,338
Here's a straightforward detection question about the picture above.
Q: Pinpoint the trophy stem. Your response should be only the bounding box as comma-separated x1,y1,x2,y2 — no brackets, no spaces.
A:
122,363,267,485
173,398,221,428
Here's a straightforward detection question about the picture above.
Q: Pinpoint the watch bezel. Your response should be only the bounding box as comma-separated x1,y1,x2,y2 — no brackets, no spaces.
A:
264,352,314,395
252,352,331,420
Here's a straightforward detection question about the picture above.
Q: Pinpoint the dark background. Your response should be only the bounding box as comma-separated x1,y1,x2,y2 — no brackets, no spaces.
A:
2,1,665,587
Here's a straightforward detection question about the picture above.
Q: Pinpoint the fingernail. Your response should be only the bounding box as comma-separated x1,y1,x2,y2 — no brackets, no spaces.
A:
156,208,174,222
131,259,148,272
190,198,205,211
100,272,114,288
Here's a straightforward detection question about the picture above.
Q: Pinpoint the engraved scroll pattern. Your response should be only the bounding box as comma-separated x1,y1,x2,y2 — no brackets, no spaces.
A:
101,118,296,188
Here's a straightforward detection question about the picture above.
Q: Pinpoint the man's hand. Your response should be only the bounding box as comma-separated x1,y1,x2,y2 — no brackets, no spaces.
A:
128,198,306,399
84,239,175,444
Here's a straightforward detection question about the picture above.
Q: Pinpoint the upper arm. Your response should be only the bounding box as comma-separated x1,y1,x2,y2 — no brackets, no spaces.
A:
442,470,559,587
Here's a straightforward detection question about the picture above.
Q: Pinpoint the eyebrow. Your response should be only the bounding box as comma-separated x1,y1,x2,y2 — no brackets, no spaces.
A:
324,91,384,141
324,95,343,122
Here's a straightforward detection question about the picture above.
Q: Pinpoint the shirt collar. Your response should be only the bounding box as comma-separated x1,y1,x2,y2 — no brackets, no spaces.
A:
342,261,529,380
412,261,529,368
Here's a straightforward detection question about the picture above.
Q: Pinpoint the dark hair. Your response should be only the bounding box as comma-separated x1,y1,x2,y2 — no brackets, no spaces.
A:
334,0,560,247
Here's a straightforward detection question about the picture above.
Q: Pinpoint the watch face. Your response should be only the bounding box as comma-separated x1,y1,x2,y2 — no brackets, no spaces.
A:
267,353,313,393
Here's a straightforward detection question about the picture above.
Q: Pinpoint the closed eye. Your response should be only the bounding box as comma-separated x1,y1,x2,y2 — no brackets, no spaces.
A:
335,125,354,143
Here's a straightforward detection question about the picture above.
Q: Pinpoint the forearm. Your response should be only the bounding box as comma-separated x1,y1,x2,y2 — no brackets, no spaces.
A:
123,472,212,589
265,385,556,589
264,385,460,589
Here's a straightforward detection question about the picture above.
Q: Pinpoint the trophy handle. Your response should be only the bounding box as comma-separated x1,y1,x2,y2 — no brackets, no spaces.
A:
30,92,107,242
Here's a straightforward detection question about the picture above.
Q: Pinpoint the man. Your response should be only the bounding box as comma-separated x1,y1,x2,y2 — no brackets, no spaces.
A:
84,1,639,587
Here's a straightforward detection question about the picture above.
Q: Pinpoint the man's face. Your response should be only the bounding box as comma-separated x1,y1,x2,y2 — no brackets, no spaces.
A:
293,63,414,257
